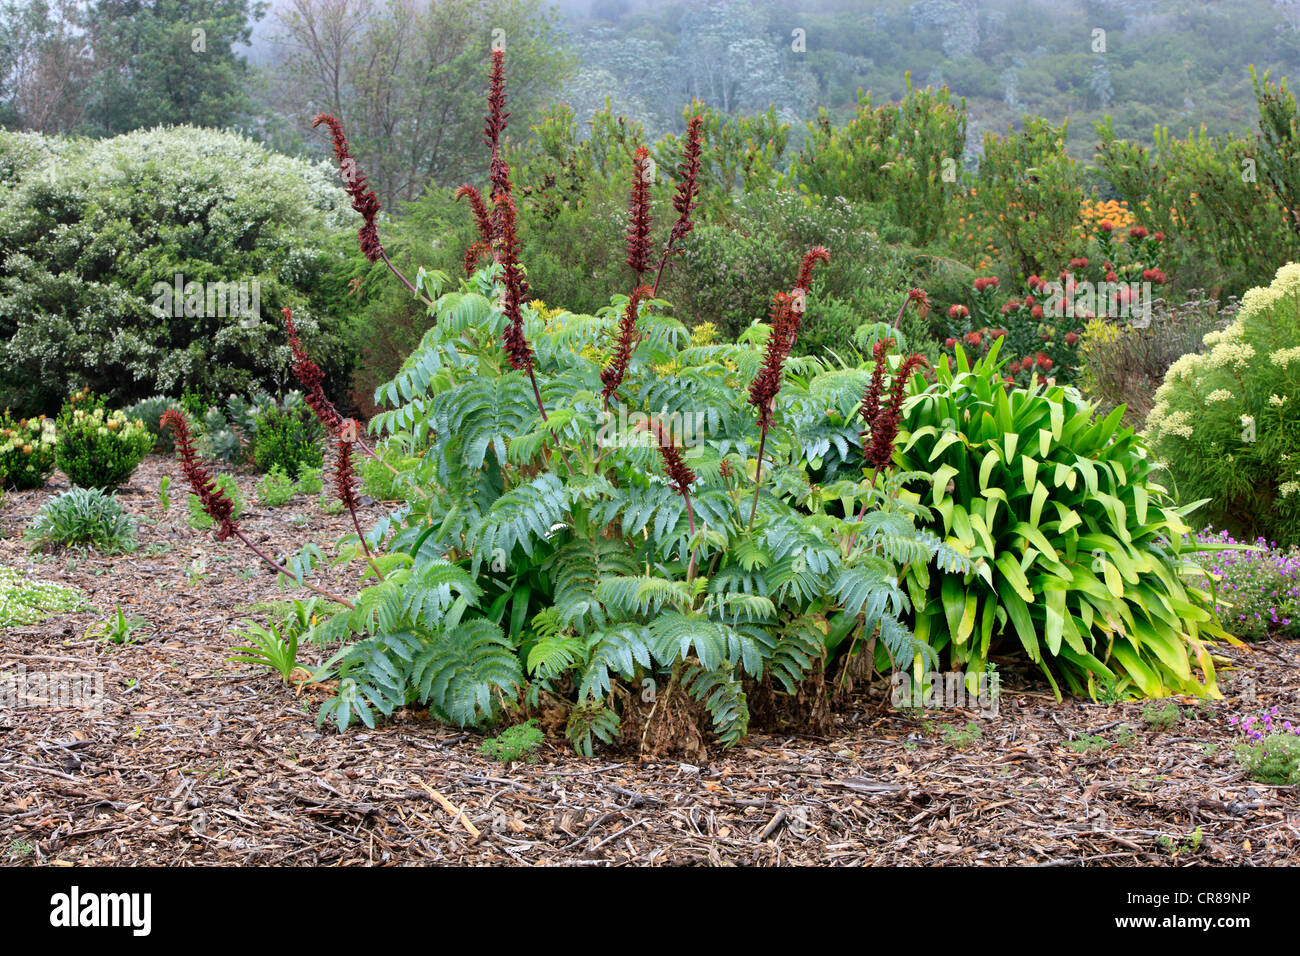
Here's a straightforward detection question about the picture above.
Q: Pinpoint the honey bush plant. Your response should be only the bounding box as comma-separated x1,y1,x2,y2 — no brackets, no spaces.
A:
163,50,1231,755
165,50,964,754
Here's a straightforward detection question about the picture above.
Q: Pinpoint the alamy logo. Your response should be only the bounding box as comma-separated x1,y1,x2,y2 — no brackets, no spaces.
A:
151,273,261,327
891,670,1000,717
49,886,151,936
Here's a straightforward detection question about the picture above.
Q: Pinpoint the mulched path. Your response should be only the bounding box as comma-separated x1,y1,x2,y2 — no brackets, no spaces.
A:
1,455,1296,865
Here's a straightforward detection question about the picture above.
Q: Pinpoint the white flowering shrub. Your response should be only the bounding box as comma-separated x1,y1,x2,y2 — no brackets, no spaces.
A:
0,126,357,415
1147,262,1300,543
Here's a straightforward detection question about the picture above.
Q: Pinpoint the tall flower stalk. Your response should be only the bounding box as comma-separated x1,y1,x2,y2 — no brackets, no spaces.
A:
312,113,432,310
600,285,652,410
626,146,654,284
651,116,704,296
161,410,355,609
745,247,830,527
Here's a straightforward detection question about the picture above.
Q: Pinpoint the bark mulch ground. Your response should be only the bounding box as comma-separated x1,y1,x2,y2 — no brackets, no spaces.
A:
1,456,1296,865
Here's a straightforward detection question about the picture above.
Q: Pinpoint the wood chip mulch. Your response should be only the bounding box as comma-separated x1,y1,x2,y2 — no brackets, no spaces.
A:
1,456,1297,866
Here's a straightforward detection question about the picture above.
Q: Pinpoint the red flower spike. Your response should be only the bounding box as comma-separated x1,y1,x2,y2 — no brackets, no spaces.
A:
334,435,361,513
312,113,384,263
795,246,831,293
747,291,796,431
601,286,653,406
161,410,239,542
282,308,344,434
638,417,697,496
455,184,494,246
626,147,655,281
865,353,928,473
494,191,533,372
651,116,705,295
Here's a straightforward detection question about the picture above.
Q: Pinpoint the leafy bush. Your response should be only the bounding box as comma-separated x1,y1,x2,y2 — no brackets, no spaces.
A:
1078,296,1231,426
124,395,184,453
251,403,323,479
296,466,323,496
54,390,153,491
359,447,421,502
256,466,297,507
0,126,356,415
1193,530,1300,641
893,341,1228,699
27,487,137,553
1146,263,1300,544
0,410,56,489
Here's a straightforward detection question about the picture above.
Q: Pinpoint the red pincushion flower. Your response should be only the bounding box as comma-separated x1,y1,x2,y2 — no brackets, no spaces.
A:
1105,270,1118,283
1099,220,1115,233
949,304,969,319
965,331,982,346
944,337,956,348
1065,331,1079,346
1153,231,1165,241
1129,225,1148,240
1037,354,1052,370
973,276,999,292
1069,257,1088,270
1142,268,1167,284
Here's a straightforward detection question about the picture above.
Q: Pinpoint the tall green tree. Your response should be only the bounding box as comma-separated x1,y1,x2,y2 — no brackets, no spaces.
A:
81,0,263,136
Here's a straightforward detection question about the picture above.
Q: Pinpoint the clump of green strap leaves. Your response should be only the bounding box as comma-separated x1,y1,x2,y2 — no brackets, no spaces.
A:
888,340,1231,700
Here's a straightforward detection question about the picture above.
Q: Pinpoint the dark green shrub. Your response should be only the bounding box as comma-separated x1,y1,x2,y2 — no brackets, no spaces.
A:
27,487,137,553
0,410,56,489
251,403,323,478
55,390,154,491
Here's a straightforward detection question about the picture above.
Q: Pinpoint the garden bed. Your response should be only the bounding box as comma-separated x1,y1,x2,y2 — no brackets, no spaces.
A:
1,456,1296,866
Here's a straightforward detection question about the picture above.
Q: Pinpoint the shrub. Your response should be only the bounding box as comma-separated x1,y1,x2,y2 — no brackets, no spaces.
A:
1192,530,1300,641
26,487,137,553
359,447,420,502
1078,296,1231,426
296,466,323,496
54,390,154,491
256,466,297,507
1146,262,1300,544
251,403,323,479
893,341,1228,699
0,410,56,489
124,395,184,453
0,126,357,415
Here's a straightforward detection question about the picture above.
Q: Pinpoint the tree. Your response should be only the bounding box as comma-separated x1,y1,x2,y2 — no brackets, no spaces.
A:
0,0,91,133
270,0,575,206
81,0,263,136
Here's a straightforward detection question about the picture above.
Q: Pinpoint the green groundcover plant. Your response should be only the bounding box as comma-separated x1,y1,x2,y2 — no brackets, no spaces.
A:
26,487,137,553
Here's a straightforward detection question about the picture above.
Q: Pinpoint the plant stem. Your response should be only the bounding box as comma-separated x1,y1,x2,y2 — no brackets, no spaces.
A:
231,528,355,609
747,427,769,531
